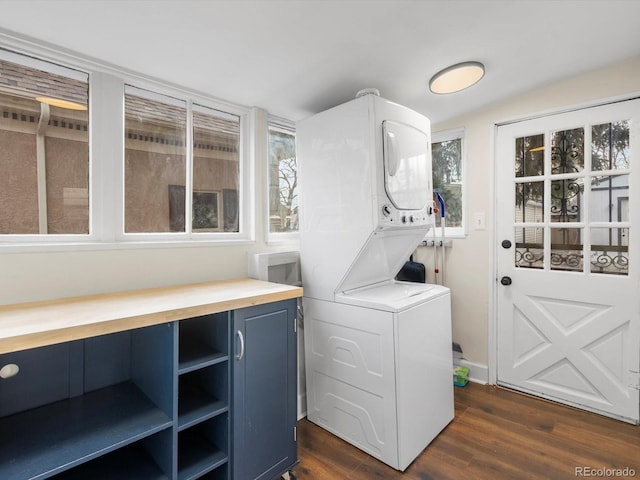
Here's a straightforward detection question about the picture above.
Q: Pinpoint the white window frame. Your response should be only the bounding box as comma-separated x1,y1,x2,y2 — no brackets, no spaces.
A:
265,116,298,244
118,85,252,244
431,127,467,239
0,33,255,251
0,47,94,246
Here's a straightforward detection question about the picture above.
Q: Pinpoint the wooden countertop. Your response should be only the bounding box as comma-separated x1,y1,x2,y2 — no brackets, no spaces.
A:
0,278,303,354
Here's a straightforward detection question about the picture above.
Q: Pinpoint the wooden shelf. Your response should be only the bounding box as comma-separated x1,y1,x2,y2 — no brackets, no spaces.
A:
178,429,228,480
178,383,228,431
0,382,172,480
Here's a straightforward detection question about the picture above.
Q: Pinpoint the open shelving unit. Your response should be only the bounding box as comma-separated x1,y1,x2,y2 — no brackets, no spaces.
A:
177,313,230,480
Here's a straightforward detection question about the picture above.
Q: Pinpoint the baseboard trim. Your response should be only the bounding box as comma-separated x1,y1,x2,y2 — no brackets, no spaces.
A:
297,393,307,420
455,359,489,385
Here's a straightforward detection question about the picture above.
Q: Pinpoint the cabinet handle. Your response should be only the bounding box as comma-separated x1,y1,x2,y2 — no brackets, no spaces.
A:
236,330,245,361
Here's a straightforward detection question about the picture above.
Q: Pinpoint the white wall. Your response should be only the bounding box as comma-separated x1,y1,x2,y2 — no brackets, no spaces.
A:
414,56,640,370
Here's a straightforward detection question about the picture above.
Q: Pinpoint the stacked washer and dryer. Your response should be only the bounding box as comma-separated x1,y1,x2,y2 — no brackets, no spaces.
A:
297,91,454,471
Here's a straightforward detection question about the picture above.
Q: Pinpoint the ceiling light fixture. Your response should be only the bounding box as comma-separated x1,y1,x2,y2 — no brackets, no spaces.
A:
35,96,87,111
429,61,485,94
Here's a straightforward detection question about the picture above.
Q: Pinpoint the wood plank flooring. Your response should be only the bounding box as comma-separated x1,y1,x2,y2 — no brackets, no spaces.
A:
292,383,640,479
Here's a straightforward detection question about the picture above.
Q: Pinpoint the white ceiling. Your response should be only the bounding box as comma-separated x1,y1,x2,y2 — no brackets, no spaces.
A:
1,0,639,124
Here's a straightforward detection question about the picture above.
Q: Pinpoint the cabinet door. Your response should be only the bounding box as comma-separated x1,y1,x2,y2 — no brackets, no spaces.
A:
232,300,297,480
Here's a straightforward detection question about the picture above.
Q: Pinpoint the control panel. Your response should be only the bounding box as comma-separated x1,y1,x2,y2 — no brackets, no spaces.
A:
378,202,433,229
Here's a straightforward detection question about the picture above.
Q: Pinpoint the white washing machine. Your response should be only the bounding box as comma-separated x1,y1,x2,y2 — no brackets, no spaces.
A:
304,281,453,471
297,92,454,471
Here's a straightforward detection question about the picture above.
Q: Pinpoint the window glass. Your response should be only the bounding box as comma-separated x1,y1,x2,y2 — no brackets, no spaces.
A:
268,124,298,234
431,131,464,235
551,127,584,174
591,227,628,275
515,134,544,177
550,227,583,272
550,177,582,222
0,56,89,234
192,105,240,233
592,121,629,171
124,87,186,233
590,174,629,223
515,227,544,269
515,181,544,223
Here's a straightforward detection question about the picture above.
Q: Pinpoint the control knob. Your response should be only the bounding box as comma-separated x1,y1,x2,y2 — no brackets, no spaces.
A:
382,204,392,217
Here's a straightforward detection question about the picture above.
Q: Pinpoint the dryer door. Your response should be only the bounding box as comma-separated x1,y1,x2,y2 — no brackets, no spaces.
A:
383,120,431,210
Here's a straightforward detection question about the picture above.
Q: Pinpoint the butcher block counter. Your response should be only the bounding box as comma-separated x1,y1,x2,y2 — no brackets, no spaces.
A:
0,277,303,354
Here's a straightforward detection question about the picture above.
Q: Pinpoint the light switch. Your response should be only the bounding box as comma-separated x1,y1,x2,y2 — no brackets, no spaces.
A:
473,212,486,230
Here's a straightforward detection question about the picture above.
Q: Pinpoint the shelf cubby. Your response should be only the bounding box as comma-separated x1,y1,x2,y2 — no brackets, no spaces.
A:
178,416,229,480
178,360,229,430
51,435,170,480
0,382,172,480
178,313,229,375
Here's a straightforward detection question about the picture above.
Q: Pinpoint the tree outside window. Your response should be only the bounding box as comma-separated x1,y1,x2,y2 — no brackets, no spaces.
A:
432,129,465,236
268,124,298,235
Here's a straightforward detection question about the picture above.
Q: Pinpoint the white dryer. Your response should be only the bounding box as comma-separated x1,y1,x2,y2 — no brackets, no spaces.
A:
298,92,454,471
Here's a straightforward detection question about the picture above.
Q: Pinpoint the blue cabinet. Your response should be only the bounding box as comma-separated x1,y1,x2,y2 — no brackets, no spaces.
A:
0,299,297,480
232,300,297,480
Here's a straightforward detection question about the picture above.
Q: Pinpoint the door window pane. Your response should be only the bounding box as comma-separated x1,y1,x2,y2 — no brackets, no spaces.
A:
515,134,544,177
551,178,582,222
0,57,89,234
515,182,543,223
193,106,240,233
515,227,543,269
268,125,298,233
551,128,584,174
124,88,186,233
591,227,628,275
590,174,629,223
591,121,629,171
550,227,583,272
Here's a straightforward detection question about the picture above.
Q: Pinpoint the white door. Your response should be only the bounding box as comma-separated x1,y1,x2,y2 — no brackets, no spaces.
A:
496,100,640,423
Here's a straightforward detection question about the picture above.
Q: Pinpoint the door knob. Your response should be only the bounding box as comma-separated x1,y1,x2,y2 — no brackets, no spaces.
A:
500,276,512,286
501,240,512,249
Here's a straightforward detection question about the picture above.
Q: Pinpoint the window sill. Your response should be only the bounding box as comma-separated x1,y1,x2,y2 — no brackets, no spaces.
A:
0,237,257,254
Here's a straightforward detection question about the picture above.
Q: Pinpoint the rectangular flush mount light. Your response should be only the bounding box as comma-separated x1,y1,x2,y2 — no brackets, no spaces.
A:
429,61,485,94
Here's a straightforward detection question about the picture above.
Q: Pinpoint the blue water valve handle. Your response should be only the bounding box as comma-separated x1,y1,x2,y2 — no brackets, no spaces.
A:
435,190,446,218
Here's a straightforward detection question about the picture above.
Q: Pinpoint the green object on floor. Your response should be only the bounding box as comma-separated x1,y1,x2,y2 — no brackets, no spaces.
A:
453,366,469,387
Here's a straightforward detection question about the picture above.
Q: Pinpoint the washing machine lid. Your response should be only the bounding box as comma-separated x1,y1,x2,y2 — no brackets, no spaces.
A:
383,120,430,211
337,280,449,312
336,227,428,294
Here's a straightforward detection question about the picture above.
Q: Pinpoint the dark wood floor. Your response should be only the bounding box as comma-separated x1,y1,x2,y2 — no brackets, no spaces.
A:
292,383,640,479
